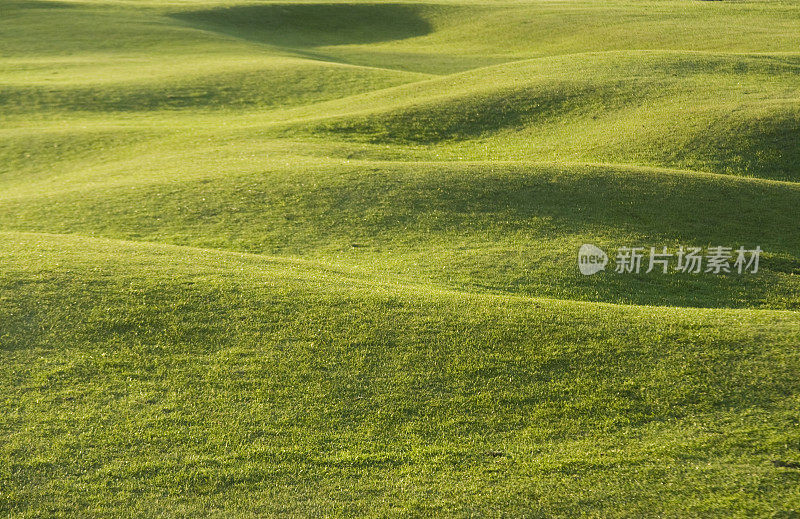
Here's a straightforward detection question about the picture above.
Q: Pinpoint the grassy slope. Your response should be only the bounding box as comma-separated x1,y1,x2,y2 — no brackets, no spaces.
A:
1,160,799,308
1,0,799,516
2,232,799,516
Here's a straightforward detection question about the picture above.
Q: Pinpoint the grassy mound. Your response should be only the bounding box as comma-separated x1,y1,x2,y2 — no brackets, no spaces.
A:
294,53,800,180
1,161,798,308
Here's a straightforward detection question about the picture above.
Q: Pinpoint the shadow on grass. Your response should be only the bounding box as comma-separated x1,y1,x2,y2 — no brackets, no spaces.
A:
171,3,433,48
2,0,75,9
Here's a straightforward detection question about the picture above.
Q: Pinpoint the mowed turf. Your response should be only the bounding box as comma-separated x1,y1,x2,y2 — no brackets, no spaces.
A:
1,0,799,517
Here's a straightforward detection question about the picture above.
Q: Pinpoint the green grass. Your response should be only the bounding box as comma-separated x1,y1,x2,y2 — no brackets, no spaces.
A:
1,0,799,516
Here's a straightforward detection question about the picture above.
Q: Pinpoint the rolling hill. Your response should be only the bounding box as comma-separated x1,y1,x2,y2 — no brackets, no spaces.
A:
1,0,799,516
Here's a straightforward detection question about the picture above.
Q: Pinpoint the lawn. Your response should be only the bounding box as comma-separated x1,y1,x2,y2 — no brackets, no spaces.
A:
1,0,799,516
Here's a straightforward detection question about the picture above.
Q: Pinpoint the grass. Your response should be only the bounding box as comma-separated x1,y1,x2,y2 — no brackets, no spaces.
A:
1,0,799,516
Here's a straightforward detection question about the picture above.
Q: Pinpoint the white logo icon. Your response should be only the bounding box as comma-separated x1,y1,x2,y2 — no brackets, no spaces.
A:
578,244,608,276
